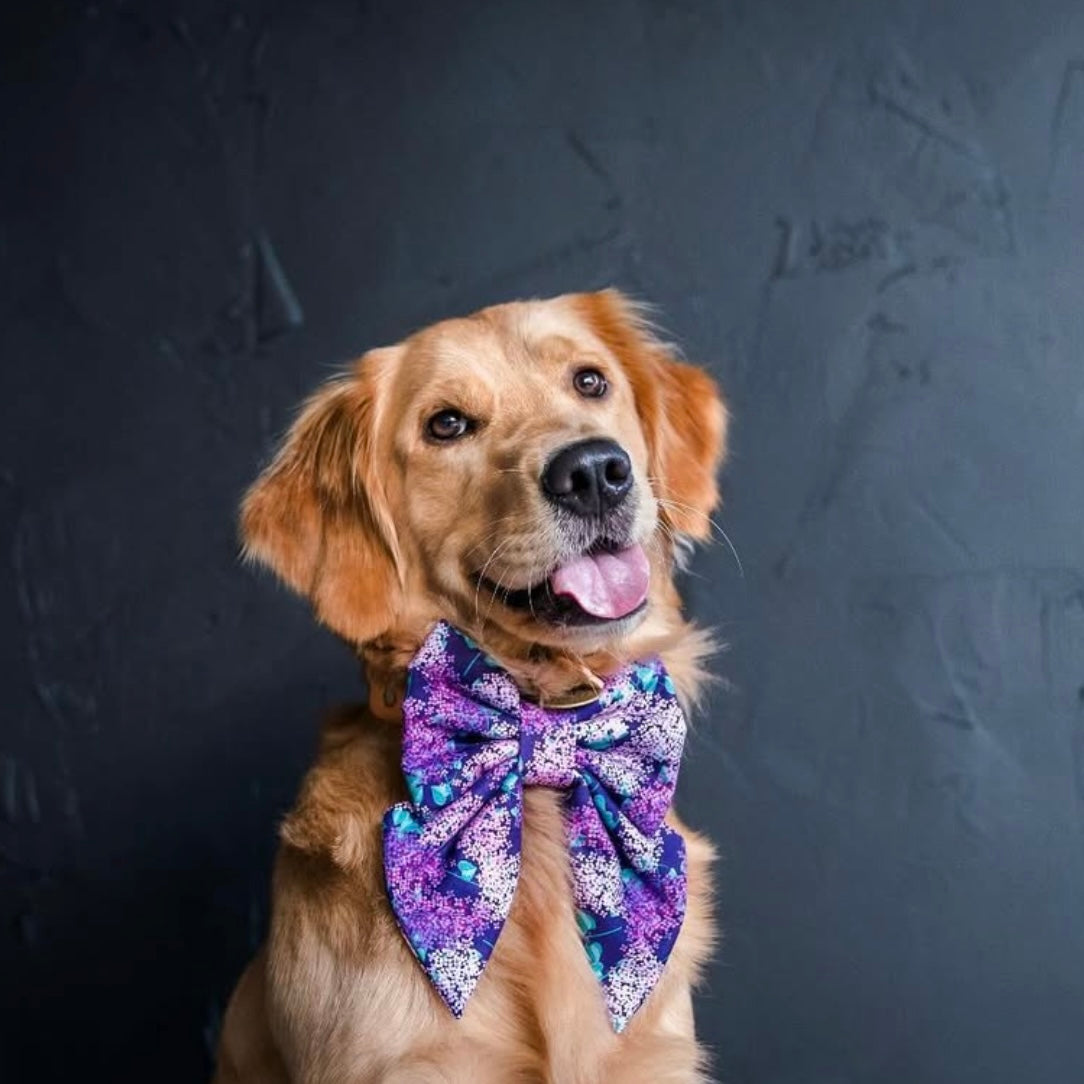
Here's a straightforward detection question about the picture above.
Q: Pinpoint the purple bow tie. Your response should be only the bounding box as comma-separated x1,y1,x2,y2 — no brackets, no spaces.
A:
382,621,688,1032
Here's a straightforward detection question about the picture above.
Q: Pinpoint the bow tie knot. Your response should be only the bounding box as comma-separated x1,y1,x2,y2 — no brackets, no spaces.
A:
519,704,579,788
382,622,688,1032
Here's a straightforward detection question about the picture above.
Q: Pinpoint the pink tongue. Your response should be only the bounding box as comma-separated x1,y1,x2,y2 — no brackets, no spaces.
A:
550,544,650,619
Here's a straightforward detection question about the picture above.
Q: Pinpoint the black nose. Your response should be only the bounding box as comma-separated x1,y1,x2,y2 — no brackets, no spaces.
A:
541,439,633,518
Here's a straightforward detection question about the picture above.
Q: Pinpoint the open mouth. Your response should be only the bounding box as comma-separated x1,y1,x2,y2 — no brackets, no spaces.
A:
474,540,650,627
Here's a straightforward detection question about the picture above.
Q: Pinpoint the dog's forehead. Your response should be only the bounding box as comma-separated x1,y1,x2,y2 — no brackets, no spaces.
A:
416,297,610,378
508,297,603,350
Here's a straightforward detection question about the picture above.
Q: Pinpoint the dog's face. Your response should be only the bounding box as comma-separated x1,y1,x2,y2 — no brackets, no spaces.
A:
241,290,726,667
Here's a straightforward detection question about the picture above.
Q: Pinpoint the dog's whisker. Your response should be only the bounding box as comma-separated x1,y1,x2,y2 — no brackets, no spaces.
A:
473,536,518,626
480,519,556,624
464,514,536,559
485,563,513,623
650,486,745,579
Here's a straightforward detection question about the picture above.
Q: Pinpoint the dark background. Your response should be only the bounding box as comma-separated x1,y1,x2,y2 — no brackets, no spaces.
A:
3,1,1084,1081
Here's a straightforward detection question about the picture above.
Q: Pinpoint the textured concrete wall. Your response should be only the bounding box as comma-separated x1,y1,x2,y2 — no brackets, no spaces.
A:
3,1,1084,1080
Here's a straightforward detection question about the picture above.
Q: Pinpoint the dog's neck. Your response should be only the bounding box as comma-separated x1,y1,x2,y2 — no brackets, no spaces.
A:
360,625,608,721
359,587,708,720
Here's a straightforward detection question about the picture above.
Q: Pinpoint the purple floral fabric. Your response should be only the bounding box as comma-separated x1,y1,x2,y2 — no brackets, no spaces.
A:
382,621,688,1032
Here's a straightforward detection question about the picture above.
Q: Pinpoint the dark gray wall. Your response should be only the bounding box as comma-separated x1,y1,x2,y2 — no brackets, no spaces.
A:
3,1,1083,1081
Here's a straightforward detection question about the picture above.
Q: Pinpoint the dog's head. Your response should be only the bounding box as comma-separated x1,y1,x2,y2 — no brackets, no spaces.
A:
241,290,726,683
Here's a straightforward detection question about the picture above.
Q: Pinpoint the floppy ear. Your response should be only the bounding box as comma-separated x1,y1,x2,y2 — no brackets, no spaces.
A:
574,289,728,540
240,350,403,645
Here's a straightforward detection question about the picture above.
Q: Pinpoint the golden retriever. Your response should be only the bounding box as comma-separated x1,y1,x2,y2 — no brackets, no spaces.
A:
213,289,727,1083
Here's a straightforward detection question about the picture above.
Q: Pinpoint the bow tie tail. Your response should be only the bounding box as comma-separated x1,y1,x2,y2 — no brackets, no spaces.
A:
565,778,688,1031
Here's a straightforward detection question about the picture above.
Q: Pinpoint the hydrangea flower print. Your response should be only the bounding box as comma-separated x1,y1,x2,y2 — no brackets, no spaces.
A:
426,945,486,1017
382,621,689,1032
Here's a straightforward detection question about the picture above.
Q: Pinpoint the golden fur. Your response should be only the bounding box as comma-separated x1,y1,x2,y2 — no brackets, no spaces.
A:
214,290,728,1083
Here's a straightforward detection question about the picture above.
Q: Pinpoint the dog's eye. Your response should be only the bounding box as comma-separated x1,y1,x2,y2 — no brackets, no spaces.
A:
573,368,608,398
426,409,472,441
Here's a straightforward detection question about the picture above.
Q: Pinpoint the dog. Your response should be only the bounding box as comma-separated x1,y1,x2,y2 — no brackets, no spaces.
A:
213,289,727,1083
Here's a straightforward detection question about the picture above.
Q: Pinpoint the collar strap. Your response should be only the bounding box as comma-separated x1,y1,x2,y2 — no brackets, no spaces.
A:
368,677,404,721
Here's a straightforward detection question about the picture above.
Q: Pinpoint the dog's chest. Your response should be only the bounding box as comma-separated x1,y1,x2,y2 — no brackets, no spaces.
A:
471,788,620,1045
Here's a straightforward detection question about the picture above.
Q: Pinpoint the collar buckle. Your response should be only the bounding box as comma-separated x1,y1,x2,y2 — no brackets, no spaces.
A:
529,685,600,711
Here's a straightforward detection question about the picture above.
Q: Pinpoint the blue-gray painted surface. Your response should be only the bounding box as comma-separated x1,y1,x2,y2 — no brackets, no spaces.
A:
3,2,1083,1080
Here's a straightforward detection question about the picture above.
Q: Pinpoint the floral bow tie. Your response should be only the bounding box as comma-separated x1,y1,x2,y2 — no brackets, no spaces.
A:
382,621,688,1032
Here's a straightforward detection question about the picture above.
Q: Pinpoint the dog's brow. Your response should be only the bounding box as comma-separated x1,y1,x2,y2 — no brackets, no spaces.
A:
421,378,495,415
